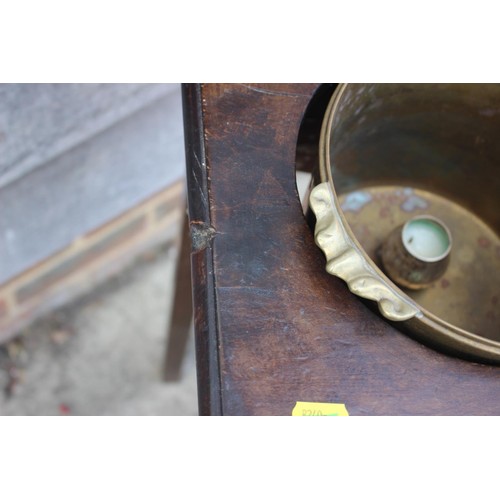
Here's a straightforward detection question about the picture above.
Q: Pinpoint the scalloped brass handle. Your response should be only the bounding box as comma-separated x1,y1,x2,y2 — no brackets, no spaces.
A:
309,182,421,322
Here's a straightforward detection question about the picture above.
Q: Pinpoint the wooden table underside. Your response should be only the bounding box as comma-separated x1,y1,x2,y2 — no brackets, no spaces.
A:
183,83,499,416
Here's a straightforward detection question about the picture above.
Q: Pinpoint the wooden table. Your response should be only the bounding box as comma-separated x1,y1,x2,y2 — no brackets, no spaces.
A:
183,83,500,416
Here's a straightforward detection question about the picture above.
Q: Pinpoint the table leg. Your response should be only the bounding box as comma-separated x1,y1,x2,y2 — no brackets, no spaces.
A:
163,209,193,381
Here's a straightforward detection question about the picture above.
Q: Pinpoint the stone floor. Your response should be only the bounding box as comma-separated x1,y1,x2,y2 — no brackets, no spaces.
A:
0,242,198,416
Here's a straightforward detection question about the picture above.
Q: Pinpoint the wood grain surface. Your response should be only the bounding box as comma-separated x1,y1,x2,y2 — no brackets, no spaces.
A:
183,83,500,416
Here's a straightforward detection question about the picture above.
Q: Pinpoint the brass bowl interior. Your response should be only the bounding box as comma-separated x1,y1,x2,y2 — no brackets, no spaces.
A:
326,84,500,342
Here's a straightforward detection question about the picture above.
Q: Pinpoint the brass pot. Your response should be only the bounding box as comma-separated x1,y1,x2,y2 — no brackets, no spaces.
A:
309,83,500,364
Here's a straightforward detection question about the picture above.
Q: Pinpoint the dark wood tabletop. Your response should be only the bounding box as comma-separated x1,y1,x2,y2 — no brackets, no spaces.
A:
183,83,500,416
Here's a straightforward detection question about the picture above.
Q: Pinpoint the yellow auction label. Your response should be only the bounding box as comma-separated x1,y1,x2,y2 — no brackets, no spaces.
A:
292,401,349,416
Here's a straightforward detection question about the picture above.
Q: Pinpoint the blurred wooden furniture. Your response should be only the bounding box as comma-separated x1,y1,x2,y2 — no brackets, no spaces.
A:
180,83,500,416
164,211,193,381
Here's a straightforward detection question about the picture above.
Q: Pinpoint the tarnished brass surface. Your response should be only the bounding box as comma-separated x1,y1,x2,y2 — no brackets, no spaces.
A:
313,83,500,363
339,186,498,339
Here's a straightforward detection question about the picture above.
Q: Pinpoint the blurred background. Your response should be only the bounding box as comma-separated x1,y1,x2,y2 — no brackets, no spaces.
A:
0,83,198,415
